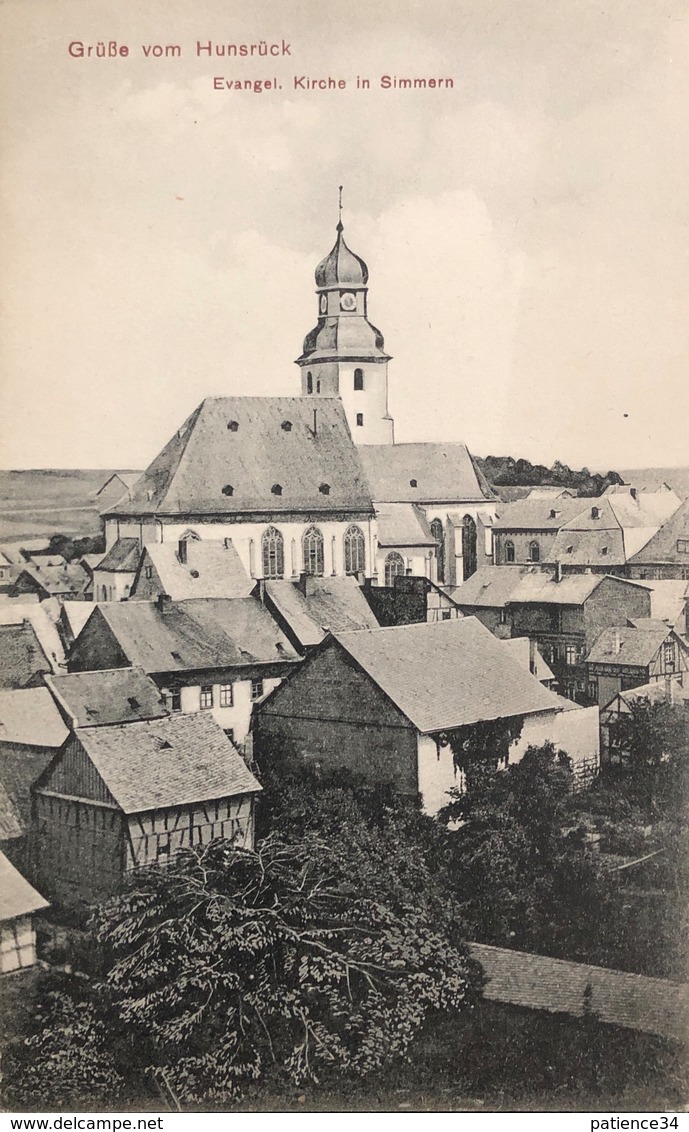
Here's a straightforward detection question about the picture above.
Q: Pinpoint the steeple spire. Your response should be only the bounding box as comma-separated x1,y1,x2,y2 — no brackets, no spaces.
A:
337,184,343,232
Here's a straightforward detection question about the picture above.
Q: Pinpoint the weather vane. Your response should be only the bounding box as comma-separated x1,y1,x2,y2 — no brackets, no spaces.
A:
338,185,343,225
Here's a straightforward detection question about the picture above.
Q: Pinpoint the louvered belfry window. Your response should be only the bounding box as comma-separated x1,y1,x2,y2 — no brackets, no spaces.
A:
262,526,285,579
344,524,366,575
303,526,325,576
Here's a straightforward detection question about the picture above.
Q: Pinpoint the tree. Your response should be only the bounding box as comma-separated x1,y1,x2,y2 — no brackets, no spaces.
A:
608,698,689,812
440,744,613,959
4,834,479,1107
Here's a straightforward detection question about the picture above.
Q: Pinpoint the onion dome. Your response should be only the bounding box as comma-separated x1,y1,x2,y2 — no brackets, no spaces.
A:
315,222,369,288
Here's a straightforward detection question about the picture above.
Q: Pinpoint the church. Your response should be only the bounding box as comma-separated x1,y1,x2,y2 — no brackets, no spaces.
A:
97,212,497,597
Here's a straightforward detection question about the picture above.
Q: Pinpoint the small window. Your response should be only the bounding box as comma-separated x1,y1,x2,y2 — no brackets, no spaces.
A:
356,413,364,427
251,678,264,701
145,565,153,580
271,483,283,496
316,379,321,393
566,545,574,554
441,610,452,621
663,642,676,672
529,541,540,563
565,645,579,667
504,541,515,564
219,684,234,708
162,688,181,712
499,608,509,625
222,484,234,496
319,483,330,495
354,368,364,391
591,507,600,520
677,539,689,554
409,479,417,488
601,546,608,556
200,685,214,710
281,420,292,432
227,420,239,432
306,372,313,394
587,680,598,702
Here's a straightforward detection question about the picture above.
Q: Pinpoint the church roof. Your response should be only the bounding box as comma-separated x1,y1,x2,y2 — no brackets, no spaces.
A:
375,503,437,547
315,222,368,288
358,443,495,504
103,397,375,519
298,314,389,363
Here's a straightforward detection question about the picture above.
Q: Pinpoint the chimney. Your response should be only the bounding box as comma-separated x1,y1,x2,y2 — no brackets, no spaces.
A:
178,538,187,564
555,561,563,583
630,487,638,501
313,408,318,436
157,593,172,612
223,537,232,550
298,572,317,598
529,638,537,675
612,628,621,655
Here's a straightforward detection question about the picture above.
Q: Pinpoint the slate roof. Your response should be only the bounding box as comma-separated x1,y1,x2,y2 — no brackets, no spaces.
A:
546,528,627,567
609,679,689,710
0,602,64,670
96,538,141,573
0,851,48,921
448,566,530,608
0,744,56,837
470,942,689,1043
500,637,556,685
58,601,96,646
332,616,562,734
74,713,261,813
0,781,22,841
84,597,301,674
133,539,253,600
264,577,379,649
0,622,52,689
46,668,167,728
375,503,437,547
105,397,374,518
585,625,671,667
14,562,90,597
508,571,648,606
358,443,495,503
493,497,595,531
0,688,69,747
627,498,689,564
643,579,689,629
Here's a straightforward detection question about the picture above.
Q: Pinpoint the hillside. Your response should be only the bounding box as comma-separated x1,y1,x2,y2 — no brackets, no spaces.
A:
0,469,141,545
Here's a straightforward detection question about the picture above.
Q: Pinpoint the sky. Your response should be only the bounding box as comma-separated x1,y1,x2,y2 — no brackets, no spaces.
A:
1,0,688,472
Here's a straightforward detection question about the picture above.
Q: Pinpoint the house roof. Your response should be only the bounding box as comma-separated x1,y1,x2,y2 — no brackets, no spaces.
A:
58,600,96,643
0,688,69,747
133,539,253,600
585,625,672,667
627,498,689,564
0,601,65,670
448,566,530,608
73,713,261,813
264,577,379,649
0,622,52,689
375,503,437,547
0,851,48,921
96,538,141,573
643,579,689,629
46,668,167,728
545,528,627,567
96,472,142,498
507,570,648,605
332,616,562,734
15,562,90,597
525,488,576,499
87,597,301,674
79,553,106,574
104,397,374,518
493,497,595,531
358,443,495,503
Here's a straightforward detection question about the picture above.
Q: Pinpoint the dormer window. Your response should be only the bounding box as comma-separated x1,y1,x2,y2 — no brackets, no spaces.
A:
227,420,239,432
591,506,600,519
410,479,417,488
222,485,234,496
281,420,292,432
566,545,574,554
319,483,330,495
601,546,608,555
271,483,283,496
550,509,561,519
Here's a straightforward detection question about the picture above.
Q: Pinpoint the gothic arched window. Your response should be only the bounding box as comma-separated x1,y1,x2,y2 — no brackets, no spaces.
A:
430,519,445,583
462,515,478,580
354,368,364,391
262,526,285,579
504,540,515,564
529,540,540,563
344,525,366,575
303,526,324,576
306,372,313,394
384,551,405,588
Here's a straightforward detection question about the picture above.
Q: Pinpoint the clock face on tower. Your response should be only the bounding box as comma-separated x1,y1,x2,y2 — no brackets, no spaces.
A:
340,291,356,311
319,294,327,314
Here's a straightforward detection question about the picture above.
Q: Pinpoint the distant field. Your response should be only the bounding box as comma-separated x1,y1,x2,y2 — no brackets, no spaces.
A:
0,469,141,545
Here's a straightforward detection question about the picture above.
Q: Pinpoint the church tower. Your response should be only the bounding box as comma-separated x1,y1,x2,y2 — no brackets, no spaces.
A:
296,206,395,445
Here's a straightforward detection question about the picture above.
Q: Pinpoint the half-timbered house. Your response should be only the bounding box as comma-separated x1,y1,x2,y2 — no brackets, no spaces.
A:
31,712,261,909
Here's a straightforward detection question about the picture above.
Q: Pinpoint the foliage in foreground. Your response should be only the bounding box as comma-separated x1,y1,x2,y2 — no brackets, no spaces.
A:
2,834,479,1108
